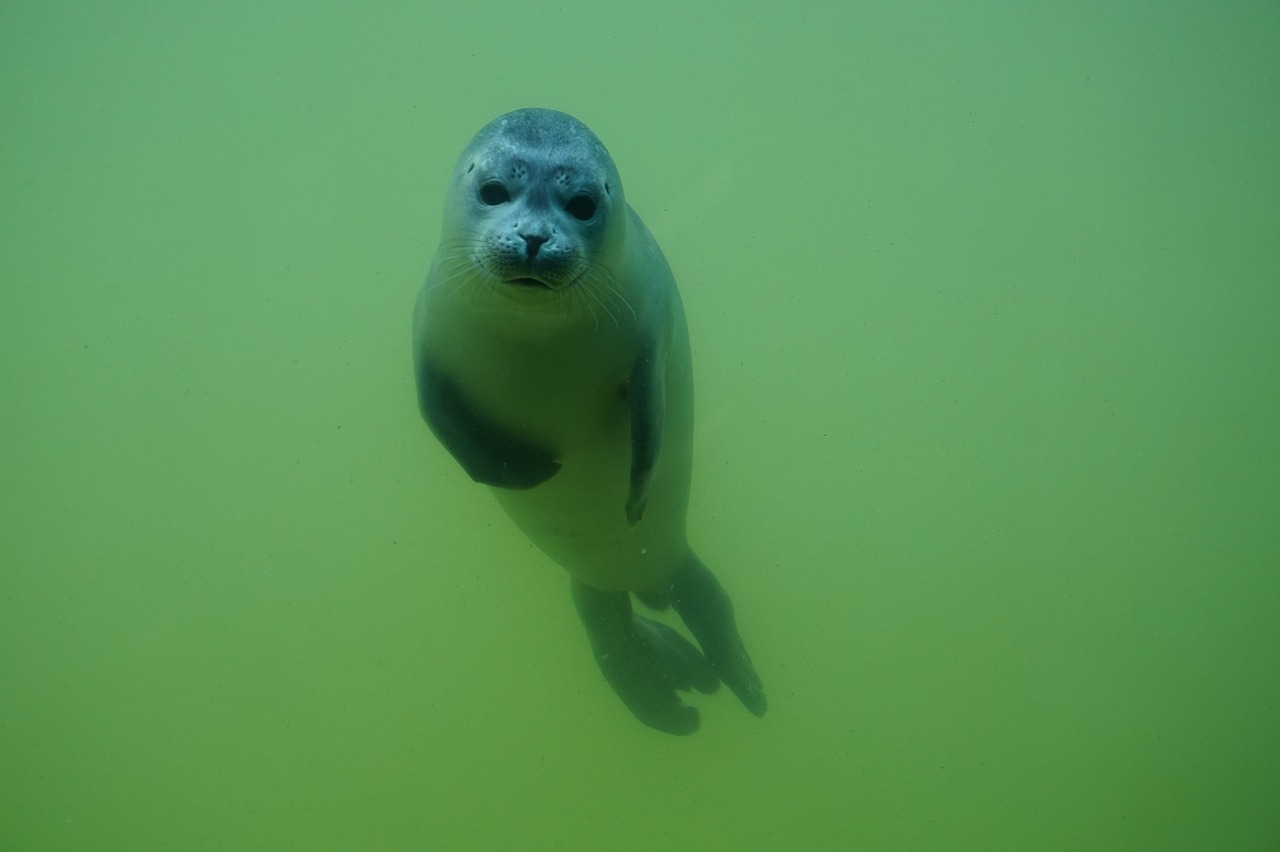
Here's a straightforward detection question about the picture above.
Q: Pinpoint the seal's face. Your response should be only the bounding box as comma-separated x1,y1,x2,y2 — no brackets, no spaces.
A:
429,110,631,333
464,157,601,292
455,114,620,294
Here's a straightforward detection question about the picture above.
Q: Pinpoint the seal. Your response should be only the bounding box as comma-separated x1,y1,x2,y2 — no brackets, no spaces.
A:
412,108,766,734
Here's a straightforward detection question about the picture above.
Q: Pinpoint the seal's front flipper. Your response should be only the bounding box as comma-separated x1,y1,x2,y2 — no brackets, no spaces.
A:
671,553,768,718
571,579,717,735
625,350,665,526
415,358,560,490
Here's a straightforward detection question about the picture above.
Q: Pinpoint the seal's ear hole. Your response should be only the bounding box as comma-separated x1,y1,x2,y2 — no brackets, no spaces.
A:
478,181,510,206
565,194,597,221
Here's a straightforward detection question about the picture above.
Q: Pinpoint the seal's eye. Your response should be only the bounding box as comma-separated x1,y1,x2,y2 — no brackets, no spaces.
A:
478,181,510,206
565,194,597,221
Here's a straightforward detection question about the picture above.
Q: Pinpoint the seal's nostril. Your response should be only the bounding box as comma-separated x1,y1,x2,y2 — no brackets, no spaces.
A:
522,233,549,258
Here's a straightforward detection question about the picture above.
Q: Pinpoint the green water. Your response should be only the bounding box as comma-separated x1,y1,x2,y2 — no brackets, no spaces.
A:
2,1,1278,849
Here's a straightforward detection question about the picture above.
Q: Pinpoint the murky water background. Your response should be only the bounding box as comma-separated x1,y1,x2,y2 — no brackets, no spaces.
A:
3,1,1277,849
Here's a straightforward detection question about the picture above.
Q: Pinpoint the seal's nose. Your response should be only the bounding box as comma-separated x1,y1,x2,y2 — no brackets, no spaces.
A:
521,232,549,258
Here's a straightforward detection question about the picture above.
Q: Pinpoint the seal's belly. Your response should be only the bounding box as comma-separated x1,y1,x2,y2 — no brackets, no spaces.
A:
442,352,690,591
485,378,688,591
492,451,690,592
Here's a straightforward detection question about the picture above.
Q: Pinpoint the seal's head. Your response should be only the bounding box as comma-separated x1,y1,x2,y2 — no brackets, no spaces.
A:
441,109,626,294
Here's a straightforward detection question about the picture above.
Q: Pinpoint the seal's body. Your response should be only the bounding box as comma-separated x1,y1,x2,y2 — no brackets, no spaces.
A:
413,109,764,734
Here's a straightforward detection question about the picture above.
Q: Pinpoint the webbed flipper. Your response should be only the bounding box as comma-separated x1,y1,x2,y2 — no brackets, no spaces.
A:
671,553,768,718
415,358,559,490
625,351,665,525
571,579,718,735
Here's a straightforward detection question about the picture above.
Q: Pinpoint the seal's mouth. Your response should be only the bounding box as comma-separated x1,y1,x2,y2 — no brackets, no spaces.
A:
506,276,552,289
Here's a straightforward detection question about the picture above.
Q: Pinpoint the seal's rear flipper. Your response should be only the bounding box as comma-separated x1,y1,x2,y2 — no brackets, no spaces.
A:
571,579,717,735
670,553,768,718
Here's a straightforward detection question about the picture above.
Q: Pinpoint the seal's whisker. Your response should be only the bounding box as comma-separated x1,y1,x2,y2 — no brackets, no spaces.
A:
424,253,478,296
578,287,599,331
563,285,593,329
579,275,619,329
431,265,477,300
585,261,636,320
